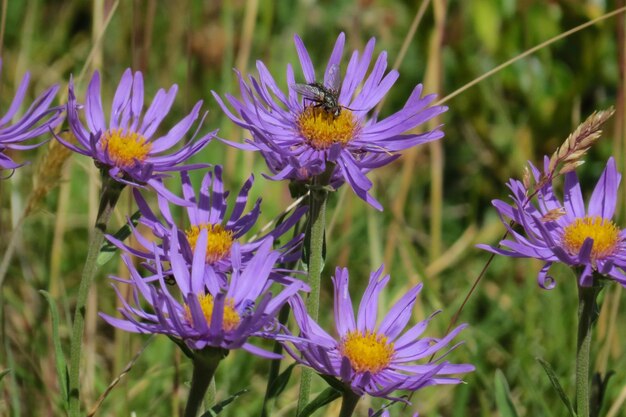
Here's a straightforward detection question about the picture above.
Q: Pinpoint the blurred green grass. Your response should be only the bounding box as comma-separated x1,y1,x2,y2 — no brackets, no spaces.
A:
2,0,626,416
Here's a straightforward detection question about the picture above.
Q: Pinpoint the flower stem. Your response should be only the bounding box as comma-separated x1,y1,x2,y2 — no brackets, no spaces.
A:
184,348,223,417
296,181,328,415
261,304,290,417
576,281,602,417
338,390,360,417
68,176,124,417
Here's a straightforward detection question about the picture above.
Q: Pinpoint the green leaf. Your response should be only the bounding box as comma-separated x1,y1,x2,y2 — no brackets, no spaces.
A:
0,369,10,381
199,389,248,416
591,371,615,417
298,387,342,417
97,210,141,266
39,290,69,410
266,363,296,399
536,357,577,417
319,374,347,393
494,369,520,417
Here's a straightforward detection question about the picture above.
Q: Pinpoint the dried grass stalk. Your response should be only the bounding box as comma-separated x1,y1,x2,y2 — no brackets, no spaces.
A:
543,107,615,185
24,132,74,216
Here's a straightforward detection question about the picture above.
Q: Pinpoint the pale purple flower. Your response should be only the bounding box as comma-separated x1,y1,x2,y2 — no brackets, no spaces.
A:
106,165,306,284
100,236,306,357
58,68,214,203
478,157,626,288
213,33,446,210
283,266,473,401
0,61,62,173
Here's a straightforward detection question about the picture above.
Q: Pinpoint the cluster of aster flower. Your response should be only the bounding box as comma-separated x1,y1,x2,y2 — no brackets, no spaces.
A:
2,33,473,414
5,25,626,417
96,33,470,410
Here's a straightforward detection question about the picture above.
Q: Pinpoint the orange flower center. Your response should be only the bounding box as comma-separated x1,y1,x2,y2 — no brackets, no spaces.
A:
101,128,151,167
561,216,621,261
297,106,358,150
339,330,395,374
185,293,240,332
185,224,234,264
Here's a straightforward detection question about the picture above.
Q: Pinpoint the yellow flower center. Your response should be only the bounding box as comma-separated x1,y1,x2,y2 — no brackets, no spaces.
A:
185,224,235,264
339,330,395,374
185,294,240,332
101,128,152,167
561,216,621,261
297,106,358,150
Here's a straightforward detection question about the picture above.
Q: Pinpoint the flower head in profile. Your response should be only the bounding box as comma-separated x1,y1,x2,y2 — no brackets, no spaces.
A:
58,68,214,202
107,165,306,284
101,236,306,356
283,266,473,401
478,157,626,288
213,33,446,210
0,61,63,174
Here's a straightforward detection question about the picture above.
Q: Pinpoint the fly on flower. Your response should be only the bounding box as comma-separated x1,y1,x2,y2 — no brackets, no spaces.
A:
291,64,343,117
213,33,447,210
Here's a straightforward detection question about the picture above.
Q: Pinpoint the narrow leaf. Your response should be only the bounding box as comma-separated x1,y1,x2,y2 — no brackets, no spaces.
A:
199,389,248,416
267,363,296,399
494,369,520,417
298,387,342,417
536,357,577,417
0,369,10,381
39,290,69,410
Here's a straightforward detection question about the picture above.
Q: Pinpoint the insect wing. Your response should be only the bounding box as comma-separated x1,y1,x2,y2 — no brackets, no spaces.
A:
291,83,324,101
324,64,341,92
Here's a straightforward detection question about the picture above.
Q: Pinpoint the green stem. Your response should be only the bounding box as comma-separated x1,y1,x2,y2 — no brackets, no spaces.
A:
68,176,124,417
338,390,360,417
261,304,290,417
575,281,602,417
296,182,328,415
184,348,223,417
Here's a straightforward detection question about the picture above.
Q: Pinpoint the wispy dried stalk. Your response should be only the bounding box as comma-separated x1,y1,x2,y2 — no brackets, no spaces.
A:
87,336,154,417
24,132,74,217
541,107,615,187
0,132,74,289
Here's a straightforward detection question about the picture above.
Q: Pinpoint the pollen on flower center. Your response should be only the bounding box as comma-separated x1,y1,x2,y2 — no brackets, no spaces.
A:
339,330,395,374
185,294,240,332
101,128,152,167
297,106,358,150
561,216,621,260
185,224,235,264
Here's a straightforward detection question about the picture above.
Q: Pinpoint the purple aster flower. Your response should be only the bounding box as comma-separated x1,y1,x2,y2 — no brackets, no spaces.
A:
213,33,446,210
0,61,63,174
106,165,306,283
57,68,214,202
283,266,473,401
478,157,626,289
100,235,306,357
